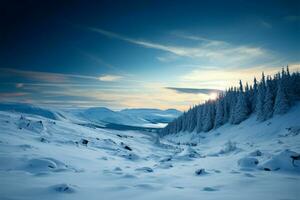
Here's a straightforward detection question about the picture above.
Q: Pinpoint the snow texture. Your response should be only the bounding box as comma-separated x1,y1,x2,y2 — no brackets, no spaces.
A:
0,102,300,200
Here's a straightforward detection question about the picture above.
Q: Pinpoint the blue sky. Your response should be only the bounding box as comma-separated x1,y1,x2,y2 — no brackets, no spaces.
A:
0,0,299,110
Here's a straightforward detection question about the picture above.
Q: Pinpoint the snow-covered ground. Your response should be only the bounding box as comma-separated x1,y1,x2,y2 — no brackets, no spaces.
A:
0,104,300,200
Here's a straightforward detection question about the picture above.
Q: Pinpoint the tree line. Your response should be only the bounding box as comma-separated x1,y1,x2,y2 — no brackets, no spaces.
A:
162,66,300,135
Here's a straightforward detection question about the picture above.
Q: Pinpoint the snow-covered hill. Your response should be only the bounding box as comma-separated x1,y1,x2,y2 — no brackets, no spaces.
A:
0,103,299,199
0,103,181,128
0,102,65,120
77,107,147,125
120,108,181,124
74,107,181,127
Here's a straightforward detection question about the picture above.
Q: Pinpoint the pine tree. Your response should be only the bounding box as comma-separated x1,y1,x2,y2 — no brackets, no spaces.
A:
263,81,275,120
223,94,230,124
196,106,203,133
203,103,213,132
251,77,258,112
229,88,238,124
161,68,300,135
239,80,243,92
256,73,266,121
274,80,290,115
233,92,249,124
188,107,197,132
214,97,224,128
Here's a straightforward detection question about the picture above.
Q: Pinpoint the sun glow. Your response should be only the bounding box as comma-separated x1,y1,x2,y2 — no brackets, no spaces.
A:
208,92,218,100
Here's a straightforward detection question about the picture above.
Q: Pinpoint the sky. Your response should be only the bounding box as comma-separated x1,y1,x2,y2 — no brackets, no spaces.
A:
0,0,300,110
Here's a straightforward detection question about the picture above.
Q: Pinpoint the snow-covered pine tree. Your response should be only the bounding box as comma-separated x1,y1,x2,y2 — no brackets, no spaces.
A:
188,107,197,132
182,111,188,132
233,80,249,124
251,77,258,112
214,96,224,128
202,103,213,132
263,78,275,120
229,87,238,124
196,105,203,133
274,79,290,115
293,71,300,100
256,73,266,121
161,67,300,136
223,89,230,124
244,82,251,112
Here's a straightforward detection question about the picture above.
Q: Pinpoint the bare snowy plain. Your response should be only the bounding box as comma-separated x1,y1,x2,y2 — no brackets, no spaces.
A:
0,103,299,200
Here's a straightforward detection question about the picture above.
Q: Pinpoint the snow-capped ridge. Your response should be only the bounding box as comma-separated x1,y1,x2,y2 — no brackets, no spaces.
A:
0,102,64,120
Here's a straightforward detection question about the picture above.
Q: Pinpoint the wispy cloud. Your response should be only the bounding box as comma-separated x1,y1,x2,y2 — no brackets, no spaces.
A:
0,68,98,83
259,20,272,28
173,33,227,46
89,27,268,67
284,15,300,22
166,87,222,95
16,83,24,88
98,75,123,81
77,49,129,75
88,27,189,56
0,68,127,83
0,92,28,98
180,63,300,90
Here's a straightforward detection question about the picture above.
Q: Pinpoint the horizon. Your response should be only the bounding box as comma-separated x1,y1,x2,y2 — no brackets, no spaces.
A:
0,66,299,112
1,0,300,111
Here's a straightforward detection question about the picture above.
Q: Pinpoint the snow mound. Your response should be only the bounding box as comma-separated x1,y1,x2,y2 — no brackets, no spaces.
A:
18,116,44,133
120,152,139,161
135,167,153,173
175,146,201,160
27,158,58,171
259,149,300,173
202,186,219,192
207,140,240,157
219,140,239,154
155,162,173,169
195,168,209,176
0,156,70,174
249,150,263,157
25,157,69,174
238,157,259,170
51,183,77,193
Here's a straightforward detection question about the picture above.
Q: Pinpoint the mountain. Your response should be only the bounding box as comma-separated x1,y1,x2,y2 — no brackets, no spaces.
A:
120,108,182,123
0,102,65,120
78,107,147,125
0,103,181,129
73,107,181,128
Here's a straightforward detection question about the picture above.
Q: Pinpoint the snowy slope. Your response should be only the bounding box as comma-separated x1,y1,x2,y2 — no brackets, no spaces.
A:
120,108,181,123
0,102,65,120
0,103,181,128
78,107,147,125
0,104,299,200
67,107,181,128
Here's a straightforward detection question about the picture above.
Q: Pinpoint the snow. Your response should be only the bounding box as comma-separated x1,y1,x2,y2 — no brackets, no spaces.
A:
0,103,300,200
120,108,181,124
260,150,300,172
0,102,64,120
0,103,181,129
66,106,181,128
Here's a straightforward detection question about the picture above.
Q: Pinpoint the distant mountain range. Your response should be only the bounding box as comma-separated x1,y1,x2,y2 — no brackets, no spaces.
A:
0,102,181,128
